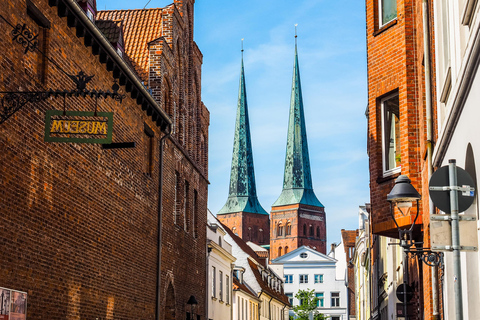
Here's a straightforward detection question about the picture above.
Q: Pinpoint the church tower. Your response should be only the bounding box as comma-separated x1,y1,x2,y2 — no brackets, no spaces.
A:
217,51,270,246
269,39,326,260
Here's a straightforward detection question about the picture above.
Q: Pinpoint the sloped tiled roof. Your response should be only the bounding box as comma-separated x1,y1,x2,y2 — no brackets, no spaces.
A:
233,277,257,298
247,259,290,305
218,221,264,267
341,229,358,248
97,8,164,82
96,19,123,45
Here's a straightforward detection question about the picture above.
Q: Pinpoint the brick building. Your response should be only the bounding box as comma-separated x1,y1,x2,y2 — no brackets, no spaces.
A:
216,53,270,246
269,42,326,260
341,229,357,318
0,0,208,319
218,42,326,262
365,0,437,319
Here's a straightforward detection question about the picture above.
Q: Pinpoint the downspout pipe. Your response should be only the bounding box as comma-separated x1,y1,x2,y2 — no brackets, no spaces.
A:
422,1,439,319
268,296,273,320
156,128,172,320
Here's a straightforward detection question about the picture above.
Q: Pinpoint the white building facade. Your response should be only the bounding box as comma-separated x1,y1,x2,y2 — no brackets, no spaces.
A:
271,246,348,320
353,206,370,320
207,211,236,320
433,2,480,319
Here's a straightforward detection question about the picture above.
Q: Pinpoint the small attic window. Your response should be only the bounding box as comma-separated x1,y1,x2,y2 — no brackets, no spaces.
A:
116,47,123,57
86,9,94,22
300,253,308,259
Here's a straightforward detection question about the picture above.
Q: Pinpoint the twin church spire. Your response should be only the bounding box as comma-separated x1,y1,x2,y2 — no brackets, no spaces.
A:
219,37,322,216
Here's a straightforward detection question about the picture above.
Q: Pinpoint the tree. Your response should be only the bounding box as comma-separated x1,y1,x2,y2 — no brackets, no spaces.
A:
292,289,327,320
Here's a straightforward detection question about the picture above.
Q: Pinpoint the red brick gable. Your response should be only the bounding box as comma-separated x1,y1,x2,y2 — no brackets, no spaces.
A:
97,8,164,82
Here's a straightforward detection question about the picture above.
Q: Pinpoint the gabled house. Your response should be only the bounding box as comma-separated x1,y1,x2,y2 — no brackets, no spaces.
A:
271,246,347,320
219,221,290,320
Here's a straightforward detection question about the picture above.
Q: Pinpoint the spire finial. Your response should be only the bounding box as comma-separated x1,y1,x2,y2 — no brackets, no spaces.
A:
295,24,298,46
241,38,244,57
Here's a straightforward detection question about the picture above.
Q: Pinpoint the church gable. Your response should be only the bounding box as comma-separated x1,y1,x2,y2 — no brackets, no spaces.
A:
271,246,336,264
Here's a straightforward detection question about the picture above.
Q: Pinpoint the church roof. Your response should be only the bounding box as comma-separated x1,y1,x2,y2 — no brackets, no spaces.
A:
273,42,323,208
218,54,267,215
97,8,165,82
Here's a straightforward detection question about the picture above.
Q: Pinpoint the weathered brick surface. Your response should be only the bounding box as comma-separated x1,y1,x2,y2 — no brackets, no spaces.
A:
0,0,208,319
217,212,270,246
365,0,438,318
269,204,326,260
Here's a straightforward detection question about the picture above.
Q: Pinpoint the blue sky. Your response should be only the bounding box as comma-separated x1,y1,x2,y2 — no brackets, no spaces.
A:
97,0,369,245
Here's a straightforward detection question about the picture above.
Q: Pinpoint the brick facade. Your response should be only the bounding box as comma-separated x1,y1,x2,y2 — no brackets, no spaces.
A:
0,0,208,319
341,229,357,317
216,212,270,246
269,204,326,260
365,0,438,319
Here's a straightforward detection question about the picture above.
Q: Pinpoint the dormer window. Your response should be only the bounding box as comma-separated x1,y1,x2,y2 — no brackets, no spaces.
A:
116,47,123,57
86,9,94,22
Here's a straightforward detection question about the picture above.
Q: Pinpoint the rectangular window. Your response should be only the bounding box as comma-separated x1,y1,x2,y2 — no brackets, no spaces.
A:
381,92,400,174
212,266,216,298
226,275,230,304
314,274,324,283
299,274,308,284
184,180,190,231
284,274,293,284
379,0,397,27
193,190,198,238
144,124,154,176
174,171,180,224
316,292,324,307
219,271,223,301
286,293,293,305
331,292,340,307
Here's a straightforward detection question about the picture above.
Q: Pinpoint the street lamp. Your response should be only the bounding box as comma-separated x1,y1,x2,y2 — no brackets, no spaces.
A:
186,295,198,320
387,175,442,319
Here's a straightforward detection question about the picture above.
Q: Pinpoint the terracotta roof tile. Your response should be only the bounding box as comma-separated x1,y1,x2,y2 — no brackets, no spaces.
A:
341,229,358,247
233,277,257,298
218,221,264,267
97,8,164,82
247,259,290,305
96,19,123,45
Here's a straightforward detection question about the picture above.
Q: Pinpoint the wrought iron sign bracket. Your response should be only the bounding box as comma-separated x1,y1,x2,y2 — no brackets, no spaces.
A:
406,248,443,267
1,72,125,125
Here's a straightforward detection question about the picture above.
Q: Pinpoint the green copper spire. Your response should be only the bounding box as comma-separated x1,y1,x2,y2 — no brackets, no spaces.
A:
273,37,324,208
219,49,268,215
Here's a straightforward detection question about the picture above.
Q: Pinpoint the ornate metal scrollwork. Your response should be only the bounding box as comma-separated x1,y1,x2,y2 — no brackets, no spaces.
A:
11,24,39,54
0,72,125,125
407,249,443,267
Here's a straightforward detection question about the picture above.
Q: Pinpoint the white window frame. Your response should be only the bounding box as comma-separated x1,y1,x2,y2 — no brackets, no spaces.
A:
316,292,324,307
212,266,216,298
285,274,293,284
378,0,397,27
380,92,401,176
219,271,223,301
299,274,308,284
314,274,324,283
331,292,340,307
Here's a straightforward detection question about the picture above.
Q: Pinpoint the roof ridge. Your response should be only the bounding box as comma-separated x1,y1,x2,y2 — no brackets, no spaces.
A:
98,7,164,12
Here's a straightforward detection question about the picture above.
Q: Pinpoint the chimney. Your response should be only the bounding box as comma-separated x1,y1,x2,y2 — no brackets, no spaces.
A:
329,243,336,258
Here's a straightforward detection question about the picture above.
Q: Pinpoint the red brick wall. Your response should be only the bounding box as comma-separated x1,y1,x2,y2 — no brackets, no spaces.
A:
269,204,326,260
366,0,438,318
217,212,270,246
0,0,208,319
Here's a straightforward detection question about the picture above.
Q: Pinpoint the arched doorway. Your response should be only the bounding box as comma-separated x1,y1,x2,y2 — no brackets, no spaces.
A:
164,283,176,320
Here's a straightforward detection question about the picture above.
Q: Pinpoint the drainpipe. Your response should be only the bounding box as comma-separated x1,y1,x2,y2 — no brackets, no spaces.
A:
422,1,440,319
281,304,287,320
268,296,273,320
156,128,172,320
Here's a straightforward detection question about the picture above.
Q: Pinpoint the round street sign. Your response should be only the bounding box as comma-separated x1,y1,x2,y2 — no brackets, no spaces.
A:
396,283,413,303
429,165,476,214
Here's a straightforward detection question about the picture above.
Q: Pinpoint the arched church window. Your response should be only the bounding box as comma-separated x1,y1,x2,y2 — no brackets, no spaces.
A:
278,247,283,257
303,224,307,236
285,246,289,254
316,226,320,238
309,225,314,236
286,223,292,236
277,223,284,237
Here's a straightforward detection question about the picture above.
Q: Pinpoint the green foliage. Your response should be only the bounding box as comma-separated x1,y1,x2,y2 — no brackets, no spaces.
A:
292,289,327,320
